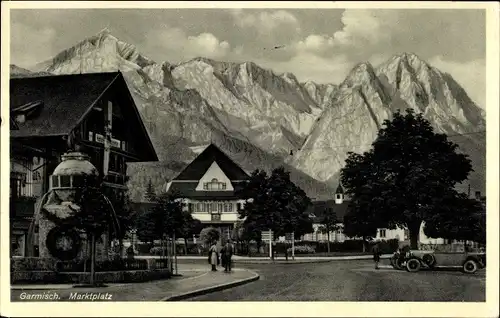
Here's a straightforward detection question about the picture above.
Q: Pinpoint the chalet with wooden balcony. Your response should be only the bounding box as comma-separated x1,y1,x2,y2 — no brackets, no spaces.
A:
9,71,158,256
166,144,250,239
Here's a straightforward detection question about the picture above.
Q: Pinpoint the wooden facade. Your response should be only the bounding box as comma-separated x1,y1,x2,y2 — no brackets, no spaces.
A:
9,71,158,257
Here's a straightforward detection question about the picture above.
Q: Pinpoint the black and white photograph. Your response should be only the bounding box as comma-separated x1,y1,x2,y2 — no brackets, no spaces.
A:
1,1,498,317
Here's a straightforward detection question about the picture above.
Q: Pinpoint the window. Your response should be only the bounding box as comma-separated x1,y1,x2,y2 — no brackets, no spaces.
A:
60,176,71,187
203,178,228,191
196,203,202,212
379,229,386,238
51,175,60,188
223,203,233,212
72,176,85,188
218,203,223,213
336,194,341,200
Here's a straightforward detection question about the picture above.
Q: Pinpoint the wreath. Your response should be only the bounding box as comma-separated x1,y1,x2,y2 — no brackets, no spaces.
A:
46,225,83,261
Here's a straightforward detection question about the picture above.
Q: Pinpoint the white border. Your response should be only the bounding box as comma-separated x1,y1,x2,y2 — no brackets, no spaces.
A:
1,2,498,317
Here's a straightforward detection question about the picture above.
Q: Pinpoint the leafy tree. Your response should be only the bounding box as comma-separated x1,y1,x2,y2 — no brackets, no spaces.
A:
105,185,135,254
200,227,220,246
144,179,156,202
176,212,203,255
342,200,381,252
317,208,339,253
135,206,158,247
66,178,114,286
424,191,486,245
238,167,313,257
133,191,186,261
341,108,473,249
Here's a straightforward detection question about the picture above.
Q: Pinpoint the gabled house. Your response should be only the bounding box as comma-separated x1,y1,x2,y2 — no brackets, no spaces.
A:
9,71,158,256
166,144,250,239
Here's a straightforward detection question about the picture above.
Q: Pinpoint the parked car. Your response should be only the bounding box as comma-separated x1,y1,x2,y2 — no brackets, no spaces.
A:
403,250,485,274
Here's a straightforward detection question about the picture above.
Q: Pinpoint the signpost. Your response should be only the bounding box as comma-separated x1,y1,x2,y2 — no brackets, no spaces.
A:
285,232,295,260
261,230,273,259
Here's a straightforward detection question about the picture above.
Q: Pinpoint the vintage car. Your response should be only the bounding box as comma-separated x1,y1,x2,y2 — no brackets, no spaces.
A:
401,249,486,274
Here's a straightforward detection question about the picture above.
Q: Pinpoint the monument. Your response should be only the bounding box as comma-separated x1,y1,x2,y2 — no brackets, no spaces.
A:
27,150,120,263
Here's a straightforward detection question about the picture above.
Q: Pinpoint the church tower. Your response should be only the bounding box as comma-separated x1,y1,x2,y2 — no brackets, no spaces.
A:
335,184,344,204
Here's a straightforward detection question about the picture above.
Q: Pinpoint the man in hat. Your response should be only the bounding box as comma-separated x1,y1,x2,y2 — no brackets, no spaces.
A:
223,239,234,272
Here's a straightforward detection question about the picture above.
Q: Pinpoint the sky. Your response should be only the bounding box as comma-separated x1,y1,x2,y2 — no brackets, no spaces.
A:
10,8,486,109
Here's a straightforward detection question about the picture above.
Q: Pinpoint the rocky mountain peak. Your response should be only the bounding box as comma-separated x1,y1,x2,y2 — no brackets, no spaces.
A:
342,62,377,88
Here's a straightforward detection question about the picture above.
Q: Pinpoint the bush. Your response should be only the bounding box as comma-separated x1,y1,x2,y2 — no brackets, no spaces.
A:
287,245,316,254
378,239,400,253
137,243,154,255
56,258,149,272
150,246,167,255
199,227,220,245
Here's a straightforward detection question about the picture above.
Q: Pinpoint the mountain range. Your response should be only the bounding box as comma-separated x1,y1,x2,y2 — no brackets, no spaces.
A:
10,29,486,202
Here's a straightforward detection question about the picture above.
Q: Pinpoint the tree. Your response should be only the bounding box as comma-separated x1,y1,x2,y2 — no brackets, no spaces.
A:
424,191,486,245
341,108,473,249
238,167,313,257
176,212,203,255
66,178,114,286
342,200,381,252
317,208,338,253
135,206,158,247
200,227,220,245
105,185,135,256
144,179,156,202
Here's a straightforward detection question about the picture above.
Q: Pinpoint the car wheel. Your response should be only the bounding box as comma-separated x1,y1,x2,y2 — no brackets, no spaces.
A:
406,258,421,272
463,259,478,274
422,254,436,267
394,258,404,270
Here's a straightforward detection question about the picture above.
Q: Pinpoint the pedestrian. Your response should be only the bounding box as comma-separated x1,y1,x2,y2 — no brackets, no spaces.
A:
220,243,226,269
209,240,218,271
372,241,382,270
223,239,234,272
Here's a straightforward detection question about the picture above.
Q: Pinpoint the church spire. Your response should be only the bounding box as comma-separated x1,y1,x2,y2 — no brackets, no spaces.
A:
335,183,344,204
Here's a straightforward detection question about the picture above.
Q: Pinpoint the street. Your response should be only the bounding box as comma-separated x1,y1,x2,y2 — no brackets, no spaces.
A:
186,259,485,301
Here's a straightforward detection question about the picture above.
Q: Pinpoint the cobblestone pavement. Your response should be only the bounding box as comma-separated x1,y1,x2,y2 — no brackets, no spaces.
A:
187,259,486,301
11,266,257,301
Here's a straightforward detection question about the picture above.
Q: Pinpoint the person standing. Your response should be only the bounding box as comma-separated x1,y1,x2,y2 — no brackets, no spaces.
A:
223,239,234,272
220,244,226,269
372,241,382,270
209,241,218,271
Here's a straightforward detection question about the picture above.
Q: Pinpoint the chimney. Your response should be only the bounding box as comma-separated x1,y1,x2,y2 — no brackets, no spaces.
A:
475,191,481,200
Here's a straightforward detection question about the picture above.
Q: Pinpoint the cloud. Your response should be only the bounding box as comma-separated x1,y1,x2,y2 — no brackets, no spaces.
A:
428,56,486,109
256,51,352,85
148,26,231,60
230,9,301,35
10,21,57,67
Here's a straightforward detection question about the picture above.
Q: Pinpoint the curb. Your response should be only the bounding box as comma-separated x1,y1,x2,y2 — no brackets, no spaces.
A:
161,270,260,301
232,255,392,264
234,259,335,265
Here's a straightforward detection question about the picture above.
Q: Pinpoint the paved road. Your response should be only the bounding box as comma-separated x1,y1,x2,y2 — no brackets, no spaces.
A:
186,259,485,301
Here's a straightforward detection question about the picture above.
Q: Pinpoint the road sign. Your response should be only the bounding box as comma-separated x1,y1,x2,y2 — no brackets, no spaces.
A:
261,230,273,241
